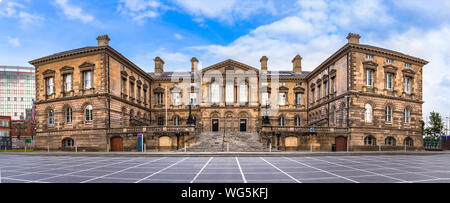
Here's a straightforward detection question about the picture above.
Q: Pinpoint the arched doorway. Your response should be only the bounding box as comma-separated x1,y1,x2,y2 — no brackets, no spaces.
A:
335,136,347,152
110,137,123,152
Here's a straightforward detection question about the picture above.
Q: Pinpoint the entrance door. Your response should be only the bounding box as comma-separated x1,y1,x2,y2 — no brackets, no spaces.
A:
335,136,347,152
240,119,247,132
212,119,219,132
110,137,123,152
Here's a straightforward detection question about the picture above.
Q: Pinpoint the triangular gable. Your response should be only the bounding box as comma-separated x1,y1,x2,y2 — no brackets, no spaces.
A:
201,59,260,74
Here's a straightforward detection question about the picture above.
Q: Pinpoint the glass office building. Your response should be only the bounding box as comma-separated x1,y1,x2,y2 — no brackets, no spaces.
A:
0,66,35,120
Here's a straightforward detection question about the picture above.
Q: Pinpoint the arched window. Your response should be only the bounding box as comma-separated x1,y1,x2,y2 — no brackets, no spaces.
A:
386,106,393,123
295,116,301,126
404,137,414,147
364,135,376,146
66,107,72,124
365,104,373,123
404,108,411,124
279,116,285,126
62,138,74,148
385,137,396,146
85,105,93,122
173,116,180,126
48,109,54,125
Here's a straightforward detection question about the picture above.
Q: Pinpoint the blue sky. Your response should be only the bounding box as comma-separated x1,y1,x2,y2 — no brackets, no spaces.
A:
1,0,450,119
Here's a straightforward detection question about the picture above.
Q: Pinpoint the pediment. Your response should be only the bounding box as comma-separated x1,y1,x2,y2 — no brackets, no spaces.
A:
60,66,74,72
201,59,260,75
294,86,305,93
363,61,379,69
79,61,95,68
43,69,55,76
153,87,165,93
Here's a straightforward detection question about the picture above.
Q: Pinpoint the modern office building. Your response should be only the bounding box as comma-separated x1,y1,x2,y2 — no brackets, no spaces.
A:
0,66,36,120
29,34,427,152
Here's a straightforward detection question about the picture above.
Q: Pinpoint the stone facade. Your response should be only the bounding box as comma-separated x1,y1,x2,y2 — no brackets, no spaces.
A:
29,33,428,152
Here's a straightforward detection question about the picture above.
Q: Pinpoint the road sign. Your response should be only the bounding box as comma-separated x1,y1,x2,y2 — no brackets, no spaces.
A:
25,139,32,144
310,128,315,132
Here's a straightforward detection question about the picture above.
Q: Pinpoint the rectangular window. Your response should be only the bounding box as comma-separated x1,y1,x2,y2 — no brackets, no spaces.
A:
296,83,302,86
129,82,135,98
239,83,248,103
366,69,373,88
64,74,72,92
172,92,180,106
386,106,392,123
366,55,374,60
405,63,412,68
386,59,394,64
296,93,302,105
137,86,141,101
143,89,147,104
405,77,411,94
190,93,197,105
279,93,286,106
404,109,411,124
279,82,286,86
47,77,54,95
261,92,269,106
121,78,127,93
83,71,92,89
157,93,163,105
386,73,393,91
226,83,234,104
211,83,220,103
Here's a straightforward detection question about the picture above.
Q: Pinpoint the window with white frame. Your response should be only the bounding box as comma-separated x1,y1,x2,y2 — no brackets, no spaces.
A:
404,108,411,124
295,116,301,126
365,104,373,123
83,71,93,89
279,92,286,106
296,93,302,105
172,92,180,106
189,93,197,105
156,93,163,105
66,107,72,124
226,83,234,103
366,69,374,88
48,109,54,125
261,92,269,106
386,59,394,64
366,55,374,60
85,105,93,122
64,74,72,92
239,83,248,103
405,63,412,68
211,83,220,103
173,116,180,126
279,116,285,126
386,106,393,123
47,77,54,95
405,77,411,94
386,73,393,91
364,135,376,146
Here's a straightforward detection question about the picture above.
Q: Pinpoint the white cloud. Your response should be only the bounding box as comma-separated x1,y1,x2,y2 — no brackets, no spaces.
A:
0,1,44,26
7,36,20,47
173,0,278,24
53,0,94,23
174,33,183,40
117,0,168,22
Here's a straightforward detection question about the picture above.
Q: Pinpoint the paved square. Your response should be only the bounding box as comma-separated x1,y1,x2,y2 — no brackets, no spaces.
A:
1,154,450,183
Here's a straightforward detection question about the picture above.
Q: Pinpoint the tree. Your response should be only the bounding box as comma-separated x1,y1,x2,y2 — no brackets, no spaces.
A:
424,111,445,139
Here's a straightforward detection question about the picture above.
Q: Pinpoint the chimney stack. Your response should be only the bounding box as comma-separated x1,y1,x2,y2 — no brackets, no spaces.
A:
154,57,164,74
346,33,361,44
260,56,268,72
96,35,110,46
191,57,199,72
292,55,302,73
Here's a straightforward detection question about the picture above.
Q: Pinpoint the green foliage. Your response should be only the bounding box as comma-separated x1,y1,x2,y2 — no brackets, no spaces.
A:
424,111,445,139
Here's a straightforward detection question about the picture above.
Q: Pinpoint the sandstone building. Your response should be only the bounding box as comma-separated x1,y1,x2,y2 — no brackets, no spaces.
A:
29,34,428,152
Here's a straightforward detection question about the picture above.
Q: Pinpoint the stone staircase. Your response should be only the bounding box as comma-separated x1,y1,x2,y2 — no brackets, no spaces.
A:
182,132,268,152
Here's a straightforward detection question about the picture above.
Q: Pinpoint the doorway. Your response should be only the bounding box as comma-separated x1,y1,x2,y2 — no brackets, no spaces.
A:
212,119,219,132
240,119,247,132
335,136,347,152
110,137,123,152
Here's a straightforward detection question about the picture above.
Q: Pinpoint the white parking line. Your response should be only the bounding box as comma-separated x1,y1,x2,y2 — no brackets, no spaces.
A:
235,157,247,183
260,157,301,183
135,157,189,183
284,157,359,183
81,157,167,183
190,157,213,183
307,157,408,183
